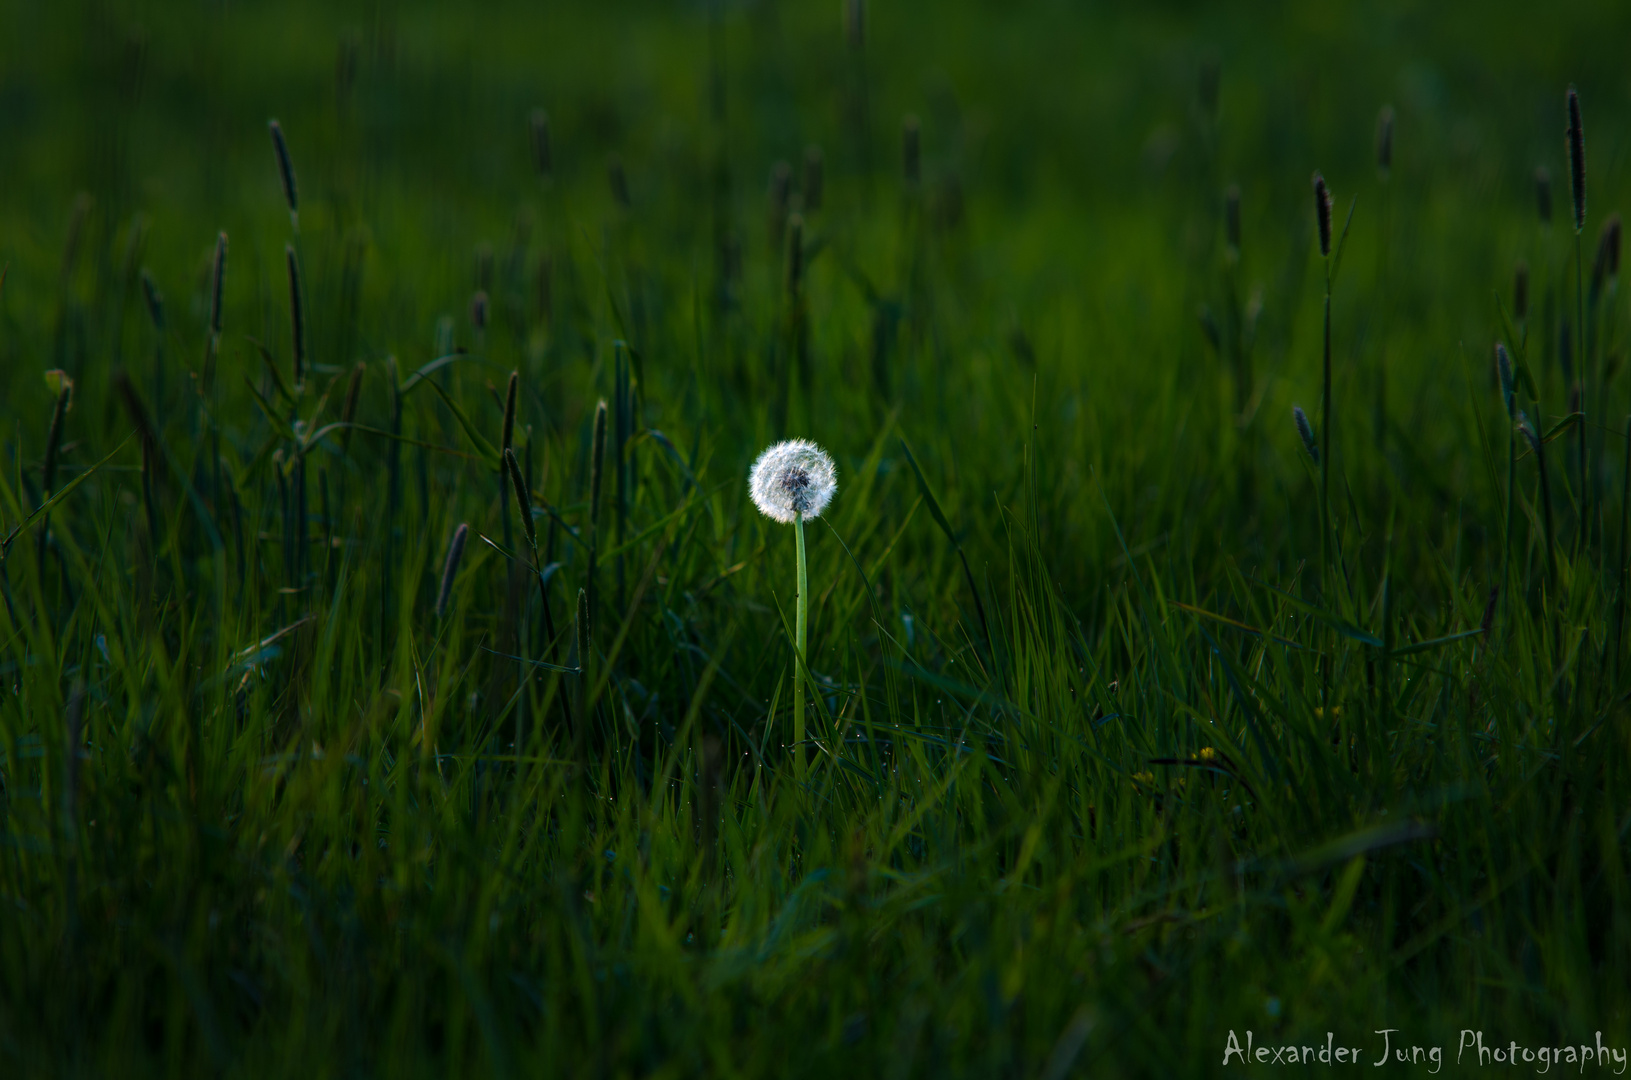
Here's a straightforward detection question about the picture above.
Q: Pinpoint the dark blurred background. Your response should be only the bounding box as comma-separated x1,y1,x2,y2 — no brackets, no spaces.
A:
4,1,1629,333
4,0,1631,540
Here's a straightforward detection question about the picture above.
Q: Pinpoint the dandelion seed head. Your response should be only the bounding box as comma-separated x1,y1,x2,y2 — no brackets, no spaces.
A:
749,439,837,524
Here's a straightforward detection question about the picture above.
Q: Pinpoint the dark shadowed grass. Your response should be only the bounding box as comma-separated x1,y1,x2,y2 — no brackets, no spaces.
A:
2,1,1631,1077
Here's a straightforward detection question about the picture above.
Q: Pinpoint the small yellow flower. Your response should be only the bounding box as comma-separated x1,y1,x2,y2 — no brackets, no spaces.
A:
1132,771,1156,785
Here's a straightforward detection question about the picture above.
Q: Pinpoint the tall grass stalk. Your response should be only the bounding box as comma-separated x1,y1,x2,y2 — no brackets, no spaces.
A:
1313,172,1334,615
614,346,629,612
205,231,226,393
500,370,519,549
1526,412,1559,595
285,245,305,390
505,447,540,754
587,398,607,639
575,586,590,752
36,377,71,568
140,269,164,425
1567,85,1588,554
1310,170,1353,714
1498,344,1518,612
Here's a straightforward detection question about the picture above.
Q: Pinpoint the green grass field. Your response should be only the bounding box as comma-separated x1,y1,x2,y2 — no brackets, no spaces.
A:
3,1,1631,1075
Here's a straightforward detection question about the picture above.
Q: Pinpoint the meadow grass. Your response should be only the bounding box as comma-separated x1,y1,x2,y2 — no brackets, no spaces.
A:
1,1,1630,1075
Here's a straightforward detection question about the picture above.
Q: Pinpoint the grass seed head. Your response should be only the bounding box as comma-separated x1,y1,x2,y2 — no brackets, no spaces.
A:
501,371,519,453
470,290,489,333
1311,172,1332,258
1517,410,1541,451
209,231,227,338
268,119,298,220
1567,85,1586,233
1293,405,1319,463
435,523,470,619
749,439,837,524
505,448,535,550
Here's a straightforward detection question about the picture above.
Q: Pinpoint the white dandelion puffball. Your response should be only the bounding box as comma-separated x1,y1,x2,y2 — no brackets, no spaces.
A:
748,439,837,524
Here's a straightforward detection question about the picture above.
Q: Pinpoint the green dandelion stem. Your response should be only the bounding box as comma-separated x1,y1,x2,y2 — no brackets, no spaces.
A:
794,509,808,784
